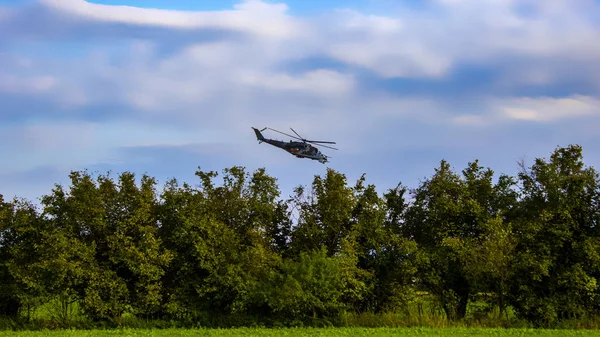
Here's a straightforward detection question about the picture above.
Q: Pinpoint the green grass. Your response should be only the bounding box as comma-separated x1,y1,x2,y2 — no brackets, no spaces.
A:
1,327,600,337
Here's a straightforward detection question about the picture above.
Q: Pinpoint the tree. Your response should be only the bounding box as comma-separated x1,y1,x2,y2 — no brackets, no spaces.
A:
38,171,172,321
246,168,292,255
509,145,600,325
290,169,356,257
404,160,511,320
261,247,348,322
157,167,284,321
0,196,36,318
104,172,173,318
441,165,519,319
349,175,419,314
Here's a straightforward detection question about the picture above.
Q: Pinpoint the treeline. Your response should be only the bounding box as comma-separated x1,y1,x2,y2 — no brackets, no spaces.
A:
1,144,599,329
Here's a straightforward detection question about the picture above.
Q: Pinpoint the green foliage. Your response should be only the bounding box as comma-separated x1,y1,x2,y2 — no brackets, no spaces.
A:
33,170,172,322
263,247,345,321
0,196,36,318
1,145,600,330
289,168,356,257
509,145,600,326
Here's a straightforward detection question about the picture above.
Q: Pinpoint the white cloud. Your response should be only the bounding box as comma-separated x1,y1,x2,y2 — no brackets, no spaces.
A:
326,41,451,78
446,95,600,126
334,9,403,33
240,69,354,95
1,0,600,203
502,95,600,122
418,0,600,63
2,0,599,83
321,0,600,78
1,1,598,119
308,8,453,78
0,74,56,94
39,0,308,39
94,41,356,111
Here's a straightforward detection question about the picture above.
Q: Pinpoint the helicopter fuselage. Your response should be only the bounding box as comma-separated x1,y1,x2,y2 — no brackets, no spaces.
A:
260,139,327,163
252,127,329,163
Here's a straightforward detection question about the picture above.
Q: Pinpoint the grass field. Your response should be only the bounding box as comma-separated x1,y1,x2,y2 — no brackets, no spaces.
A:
1,328,600,337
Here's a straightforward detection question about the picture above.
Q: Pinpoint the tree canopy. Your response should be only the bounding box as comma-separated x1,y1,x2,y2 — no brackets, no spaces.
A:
1,144,599,328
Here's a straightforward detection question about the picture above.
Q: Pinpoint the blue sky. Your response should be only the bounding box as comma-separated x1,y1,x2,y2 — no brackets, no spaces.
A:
1,0,600,204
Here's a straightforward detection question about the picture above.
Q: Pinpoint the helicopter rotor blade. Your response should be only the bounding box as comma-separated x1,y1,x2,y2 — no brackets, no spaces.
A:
290,127,337,144
267,128,303,141
268,127,338,149
305,140,337,144
311,142,338,150
290,127,305,141
292,127,337,144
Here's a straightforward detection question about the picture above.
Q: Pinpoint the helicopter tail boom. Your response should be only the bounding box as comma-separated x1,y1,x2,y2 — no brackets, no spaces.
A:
252,127,267,142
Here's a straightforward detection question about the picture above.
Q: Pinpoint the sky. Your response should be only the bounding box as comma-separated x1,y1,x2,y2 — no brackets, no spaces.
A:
1,0,600,204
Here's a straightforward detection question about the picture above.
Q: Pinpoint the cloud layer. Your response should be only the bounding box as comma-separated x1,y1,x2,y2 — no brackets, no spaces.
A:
1,0,600,201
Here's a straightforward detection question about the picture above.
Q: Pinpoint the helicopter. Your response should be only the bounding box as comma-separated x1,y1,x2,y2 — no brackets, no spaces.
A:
251,127,338,164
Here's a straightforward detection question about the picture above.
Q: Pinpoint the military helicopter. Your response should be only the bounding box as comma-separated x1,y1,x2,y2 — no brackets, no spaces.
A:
252,127,337,164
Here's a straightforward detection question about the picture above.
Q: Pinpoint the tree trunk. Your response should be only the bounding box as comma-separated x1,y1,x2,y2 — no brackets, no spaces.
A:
498,281,506,320
457,293,468,320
